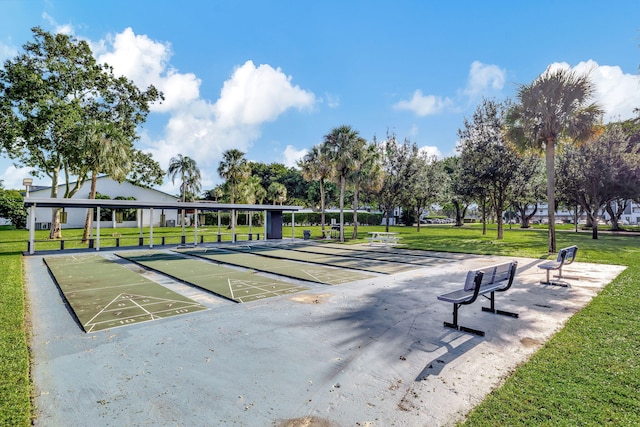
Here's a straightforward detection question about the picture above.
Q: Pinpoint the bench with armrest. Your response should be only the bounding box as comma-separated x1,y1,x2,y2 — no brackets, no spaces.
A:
538,245,578,287
437,261,518,336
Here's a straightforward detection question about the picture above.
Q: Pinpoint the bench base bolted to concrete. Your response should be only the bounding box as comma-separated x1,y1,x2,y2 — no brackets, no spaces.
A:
437,261,518,336
538,245,578,287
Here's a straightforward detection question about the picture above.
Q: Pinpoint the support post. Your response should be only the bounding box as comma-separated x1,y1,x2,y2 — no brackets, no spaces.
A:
29,205,36,255
149,208,154,248
231,209,236,243
193,208,198,246
96,206,101,251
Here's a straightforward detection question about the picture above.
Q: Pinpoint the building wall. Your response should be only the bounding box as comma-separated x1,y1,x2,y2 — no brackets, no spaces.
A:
27,177,180,230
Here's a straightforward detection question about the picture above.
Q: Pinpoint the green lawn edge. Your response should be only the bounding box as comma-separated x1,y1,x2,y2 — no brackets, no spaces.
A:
2,224,639,425
0,252,32,426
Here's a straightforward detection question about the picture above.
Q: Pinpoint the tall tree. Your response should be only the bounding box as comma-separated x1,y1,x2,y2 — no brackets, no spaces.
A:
0,27,161,239
505,68,602,252
459,99,519,239
167,154,201,202
409,154,446,232
81,121,131,242
509,153,545,228
167,154,201,234
127,150,165,189
322,125,361,242
557,124,640,239
217,149,249,204
351,141,383,238
442,156,472,227
298,145,333,231
267,182,287,205
376,133,419,232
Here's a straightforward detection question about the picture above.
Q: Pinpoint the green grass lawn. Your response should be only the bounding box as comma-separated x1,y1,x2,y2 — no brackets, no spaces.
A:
1,223,639,425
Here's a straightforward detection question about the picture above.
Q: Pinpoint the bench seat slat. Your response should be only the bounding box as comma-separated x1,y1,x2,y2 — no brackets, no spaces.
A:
437,281,511,304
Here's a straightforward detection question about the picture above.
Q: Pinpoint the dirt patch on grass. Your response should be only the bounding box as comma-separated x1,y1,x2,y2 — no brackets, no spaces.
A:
520,337,543,348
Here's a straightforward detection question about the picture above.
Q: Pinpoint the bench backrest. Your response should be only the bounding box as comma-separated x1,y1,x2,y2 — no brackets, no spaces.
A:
556,245,578,265
464,261,518,292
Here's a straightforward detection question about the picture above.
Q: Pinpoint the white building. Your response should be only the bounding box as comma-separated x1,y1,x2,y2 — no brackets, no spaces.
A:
26,176,180,230
532,201,640,225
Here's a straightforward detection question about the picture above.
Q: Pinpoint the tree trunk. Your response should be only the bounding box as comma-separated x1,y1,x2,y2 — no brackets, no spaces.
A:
546,138,557,253
339,175,345,242
605,200,625,231
453,201,465,227
481,200,487,236
496,201,504,240
585,210,599,239
82,173,99,243
352,186,359,239
49,168,62,239
320,178,326,232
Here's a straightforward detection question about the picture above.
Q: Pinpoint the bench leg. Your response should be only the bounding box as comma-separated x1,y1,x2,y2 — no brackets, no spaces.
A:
443,303,486,337
443,303,460,330
541,269,569,287
481,292,519,318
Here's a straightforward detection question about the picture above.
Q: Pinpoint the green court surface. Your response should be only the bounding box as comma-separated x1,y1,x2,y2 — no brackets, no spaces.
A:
177,248,375,285
223,245,419,274
117,251,310,303
44,255,207,333
274,242,454,266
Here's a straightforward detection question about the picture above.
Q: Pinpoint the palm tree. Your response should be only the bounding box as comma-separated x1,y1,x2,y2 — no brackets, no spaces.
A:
505,68,602,253
167,154,201,202
322,125,361,242
298,145,333,232
217,149,250,229
348,139,382,239
267,182,287,205
167,154,201,233
217,149,249,204
81,121,131,242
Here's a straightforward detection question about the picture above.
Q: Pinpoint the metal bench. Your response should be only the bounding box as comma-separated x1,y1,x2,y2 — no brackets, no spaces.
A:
538,245,578,287
437,261,518,336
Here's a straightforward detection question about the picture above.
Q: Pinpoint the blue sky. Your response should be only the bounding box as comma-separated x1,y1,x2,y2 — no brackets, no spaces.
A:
1,0,639,195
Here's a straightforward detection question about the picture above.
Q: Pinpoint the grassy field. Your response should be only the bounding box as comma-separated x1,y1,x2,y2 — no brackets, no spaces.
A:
1,223,639,425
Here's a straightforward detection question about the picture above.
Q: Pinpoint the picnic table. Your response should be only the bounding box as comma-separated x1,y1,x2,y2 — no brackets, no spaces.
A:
367,231,399,246
321,225,341,240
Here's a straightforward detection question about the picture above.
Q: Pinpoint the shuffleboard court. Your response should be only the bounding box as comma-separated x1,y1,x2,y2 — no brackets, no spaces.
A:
318,242,469,261
225,245,419,274
271,242,454,267
44,255,207,333
177,248,375,285
117,251,310,303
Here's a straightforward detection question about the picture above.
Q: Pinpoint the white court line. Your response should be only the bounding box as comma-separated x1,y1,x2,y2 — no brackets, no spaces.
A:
228,279,235,300
128,297,156,319
84,293,127,327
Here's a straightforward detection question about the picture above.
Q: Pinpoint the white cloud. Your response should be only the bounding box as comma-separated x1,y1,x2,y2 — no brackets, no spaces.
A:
463,60,506,97
393,90,452,116
547,60,640,122
283,145,308,168
324,92,340,109
419,145,442,159
41,13,74,35
97,28,201,112
91,28,317,194
214,60,315,127
0,41,17,64
0,165,36,191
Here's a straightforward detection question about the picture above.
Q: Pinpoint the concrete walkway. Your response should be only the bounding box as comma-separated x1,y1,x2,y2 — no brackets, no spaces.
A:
26,245,625,426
